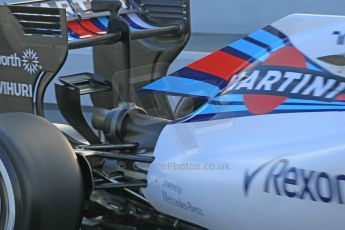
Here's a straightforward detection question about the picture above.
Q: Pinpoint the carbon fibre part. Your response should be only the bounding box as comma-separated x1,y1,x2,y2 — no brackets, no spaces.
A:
0,5,68,114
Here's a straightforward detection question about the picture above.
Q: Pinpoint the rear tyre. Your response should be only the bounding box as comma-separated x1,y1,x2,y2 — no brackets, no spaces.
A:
0,113,84,230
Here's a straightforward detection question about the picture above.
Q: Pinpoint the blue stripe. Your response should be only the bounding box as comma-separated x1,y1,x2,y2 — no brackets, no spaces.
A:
307,62,322,71
140,89,210,99
142,76,220,98
173,68,227,88
230,39,269,60
197,104,248,114
211,97,345,106
122,14,146,30
276,105,345,110
213,94,244,102
209,100,345,107
304,56,331,74
91,18,107,31
285,98,345,105
68,35,78,41
98,16,109,28
272,109,345,114
221,46,257,63
249,29,285,51
96,15,137,31
68,28,80,39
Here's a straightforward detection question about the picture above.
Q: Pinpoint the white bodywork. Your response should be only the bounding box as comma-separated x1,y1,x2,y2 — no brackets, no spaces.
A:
144,112,345,229
272,14,345,76
143,14,345,229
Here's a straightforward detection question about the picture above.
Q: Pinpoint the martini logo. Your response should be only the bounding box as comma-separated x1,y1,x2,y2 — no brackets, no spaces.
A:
0,49,42,75
224,65,345,102
221,46,345,116
244,158,345,204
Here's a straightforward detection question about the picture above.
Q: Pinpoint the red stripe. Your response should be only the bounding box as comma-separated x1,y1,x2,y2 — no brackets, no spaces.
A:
68,21,95,38
336,93,345,101
263,46,306,68
80,19,103,34
187,50,250,81
244,46,306,115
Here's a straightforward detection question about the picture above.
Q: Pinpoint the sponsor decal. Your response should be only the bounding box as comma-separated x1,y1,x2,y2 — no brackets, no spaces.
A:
162,180,204,216
244,158,345,204
333,31,345,45
224,65,345,102
0,81,32,98
0,49,42,75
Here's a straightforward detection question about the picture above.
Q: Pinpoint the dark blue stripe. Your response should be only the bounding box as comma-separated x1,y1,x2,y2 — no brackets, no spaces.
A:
304,56,332,75
91,18,107,31
122,14,146,30
272,109,345,114
243,36,272,52
68,28,80,38
263,25,288,41
208,101,245,105
221,46,257,63
173,68,227,88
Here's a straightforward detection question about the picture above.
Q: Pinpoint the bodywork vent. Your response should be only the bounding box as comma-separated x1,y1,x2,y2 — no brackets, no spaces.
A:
136,0,188,23
8,5,62,37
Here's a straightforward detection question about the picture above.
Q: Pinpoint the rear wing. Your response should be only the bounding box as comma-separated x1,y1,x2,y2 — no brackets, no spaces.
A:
0,0,191,118
91,0,191,119
17,0,189,48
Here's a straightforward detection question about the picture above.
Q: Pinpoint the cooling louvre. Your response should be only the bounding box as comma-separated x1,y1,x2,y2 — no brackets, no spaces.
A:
8,5,63,37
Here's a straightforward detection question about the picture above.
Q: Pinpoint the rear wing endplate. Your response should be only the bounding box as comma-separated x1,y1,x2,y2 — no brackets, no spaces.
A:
0,5,68,114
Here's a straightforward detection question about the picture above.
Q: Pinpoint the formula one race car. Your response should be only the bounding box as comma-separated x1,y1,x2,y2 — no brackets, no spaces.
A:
0,0,345,229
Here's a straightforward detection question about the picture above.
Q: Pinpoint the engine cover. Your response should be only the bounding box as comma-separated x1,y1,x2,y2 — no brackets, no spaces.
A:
142,13,345,230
